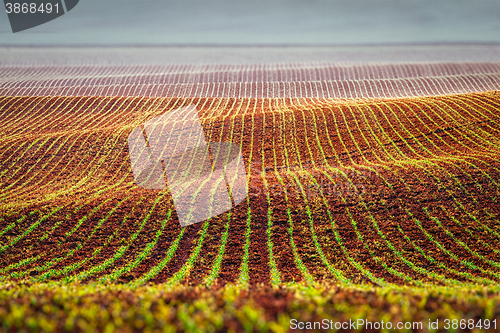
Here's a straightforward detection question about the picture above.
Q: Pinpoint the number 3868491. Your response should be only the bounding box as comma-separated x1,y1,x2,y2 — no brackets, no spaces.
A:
5,3,59,14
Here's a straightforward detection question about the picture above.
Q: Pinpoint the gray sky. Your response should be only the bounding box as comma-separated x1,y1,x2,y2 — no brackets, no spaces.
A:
1,0,499,46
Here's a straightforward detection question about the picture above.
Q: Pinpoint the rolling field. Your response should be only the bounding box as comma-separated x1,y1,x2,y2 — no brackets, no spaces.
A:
1,51,500,332
1,87,500,331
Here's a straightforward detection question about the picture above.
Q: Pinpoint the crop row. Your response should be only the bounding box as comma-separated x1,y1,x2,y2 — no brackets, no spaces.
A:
0,92,499,288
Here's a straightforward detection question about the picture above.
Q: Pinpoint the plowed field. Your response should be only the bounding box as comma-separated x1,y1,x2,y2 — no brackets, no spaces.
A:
1,91,500,332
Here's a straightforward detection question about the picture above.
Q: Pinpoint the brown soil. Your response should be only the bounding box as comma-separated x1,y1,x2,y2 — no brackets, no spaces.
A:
1,91,500,287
